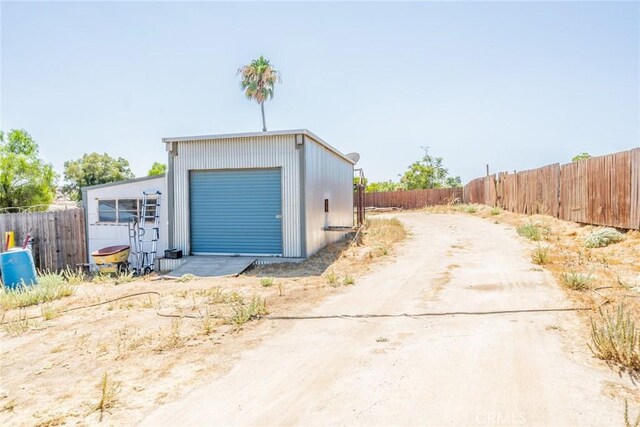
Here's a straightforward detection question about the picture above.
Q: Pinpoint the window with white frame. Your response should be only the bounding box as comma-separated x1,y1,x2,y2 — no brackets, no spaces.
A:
98,200,117,222
97,198,158,223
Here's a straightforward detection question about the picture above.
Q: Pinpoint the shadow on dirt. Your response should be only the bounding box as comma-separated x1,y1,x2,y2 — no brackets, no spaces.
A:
244,233,355,278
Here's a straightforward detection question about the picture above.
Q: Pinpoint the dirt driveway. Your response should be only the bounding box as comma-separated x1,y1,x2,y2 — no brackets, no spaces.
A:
141,213,624,426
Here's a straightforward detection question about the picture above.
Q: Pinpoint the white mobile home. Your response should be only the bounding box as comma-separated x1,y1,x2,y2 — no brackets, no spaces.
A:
82,175,168,265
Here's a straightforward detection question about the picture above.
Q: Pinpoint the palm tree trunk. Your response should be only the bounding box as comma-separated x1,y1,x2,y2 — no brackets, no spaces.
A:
260,102,267,132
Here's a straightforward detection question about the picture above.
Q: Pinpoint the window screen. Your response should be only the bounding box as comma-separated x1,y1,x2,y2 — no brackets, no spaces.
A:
98,200,117,222
118,199,138,223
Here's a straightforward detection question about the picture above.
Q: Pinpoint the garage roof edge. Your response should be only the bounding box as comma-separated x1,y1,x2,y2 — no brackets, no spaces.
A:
162,129,356,164
82,174,166,191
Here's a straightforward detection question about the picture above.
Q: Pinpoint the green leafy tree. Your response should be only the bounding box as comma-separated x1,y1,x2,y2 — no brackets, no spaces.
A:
400,147,461,190
572,152,591,162
237,56,281,132
366,180,400,192
0,129,56,210
63,152,134,200
444,176,462,188
148,162,167,176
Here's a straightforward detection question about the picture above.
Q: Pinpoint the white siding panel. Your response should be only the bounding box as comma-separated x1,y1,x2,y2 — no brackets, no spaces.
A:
172,135,301,257
86,177,168,265
304,137,354,256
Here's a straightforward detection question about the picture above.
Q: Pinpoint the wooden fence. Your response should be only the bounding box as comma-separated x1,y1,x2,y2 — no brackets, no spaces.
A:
0,208,87,271
462,148,640,230
363,188,462,209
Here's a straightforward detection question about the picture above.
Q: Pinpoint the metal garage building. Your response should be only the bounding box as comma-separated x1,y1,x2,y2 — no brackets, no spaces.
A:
164,129,356,259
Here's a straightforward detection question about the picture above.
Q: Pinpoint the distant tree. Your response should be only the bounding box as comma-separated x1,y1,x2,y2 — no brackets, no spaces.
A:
366,180,400,192
0,129,56,210
63,152,134,200
148,162,167,176
237,56,281,132
572,152,592,162
444,176,462,188
353,176,367,186
400,147,461,190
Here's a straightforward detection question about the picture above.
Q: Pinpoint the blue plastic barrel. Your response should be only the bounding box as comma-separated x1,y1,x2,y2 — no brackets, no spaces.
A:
0,249,38,290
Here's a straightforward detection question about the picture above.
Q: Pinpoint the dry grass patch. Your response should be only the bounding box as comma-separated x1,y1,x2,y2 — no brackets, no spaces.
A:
0,273,75,310
176,273,198,283
590,304,640,373
95,372,120,422
363,218,407,247
625,400,640,427
0,213,410,425
3,309,38,336
155,318,186,352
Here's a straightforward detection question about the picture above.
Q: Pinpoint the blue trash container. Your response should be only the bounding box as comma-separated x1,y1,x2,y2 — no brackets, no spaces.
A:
0,249,38,290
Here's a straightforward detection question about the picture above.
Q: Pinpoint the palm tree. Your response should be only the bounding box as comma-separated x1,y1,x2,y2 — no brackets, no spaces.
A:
237,56,281,132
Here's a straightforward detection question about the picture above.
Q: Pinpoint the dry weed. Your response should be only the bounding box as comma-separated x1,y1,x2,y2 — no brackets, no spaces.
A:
590,304,640,372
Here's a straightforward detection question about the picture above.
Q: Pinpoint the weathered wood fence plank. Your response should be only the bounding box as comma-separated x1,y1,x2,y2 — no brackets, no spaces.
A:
363,148,639,230
460,148,639,230
360,188,462,209
0,208,86,271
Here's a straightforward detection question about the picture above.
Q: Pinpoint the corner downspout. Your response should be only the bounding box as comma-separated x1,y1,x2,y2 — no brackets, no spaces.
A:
297,134,307,258
166,140,176,249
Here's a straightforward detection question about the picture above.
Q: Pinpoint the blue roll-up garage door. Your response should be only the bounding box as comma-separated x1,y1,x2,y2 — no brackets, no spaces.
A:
190,169,283,255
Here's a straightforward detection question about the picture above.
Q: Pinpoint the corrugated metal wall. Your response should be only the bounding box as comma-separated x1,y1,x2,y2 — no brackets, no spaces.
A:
304,136,354,256
172,135,302,257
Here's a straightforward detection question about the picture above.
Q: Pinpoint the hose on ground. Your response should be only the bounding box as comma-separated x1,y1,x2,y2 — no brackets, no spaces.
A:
153,305,598,321
0,291,161,325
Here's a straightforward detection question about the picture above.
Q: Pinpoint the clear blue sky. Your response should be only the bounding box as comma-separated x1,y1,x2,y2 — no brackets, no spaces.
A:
1,1,638,183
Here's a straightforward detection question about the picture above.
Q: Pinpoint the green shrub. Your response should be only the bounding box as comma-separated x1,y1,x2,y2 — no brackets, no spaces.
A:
531,245,550,265
326,270,338,286
455,204,478,214
490,207,502,216
260,277,275,287
227,296,267,327
517,223,542,241
560,271,592,290
584,228,625,248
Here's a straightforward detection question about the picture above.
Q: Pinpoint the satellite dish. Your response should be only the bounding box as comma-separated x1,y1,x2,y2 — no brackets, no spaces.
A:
346,152,360,164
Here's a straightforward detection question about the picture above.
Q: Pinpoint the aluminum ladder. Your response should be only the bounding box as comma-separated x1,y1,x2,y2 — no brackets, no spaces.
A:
127,217,140,273
137,191,161,275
